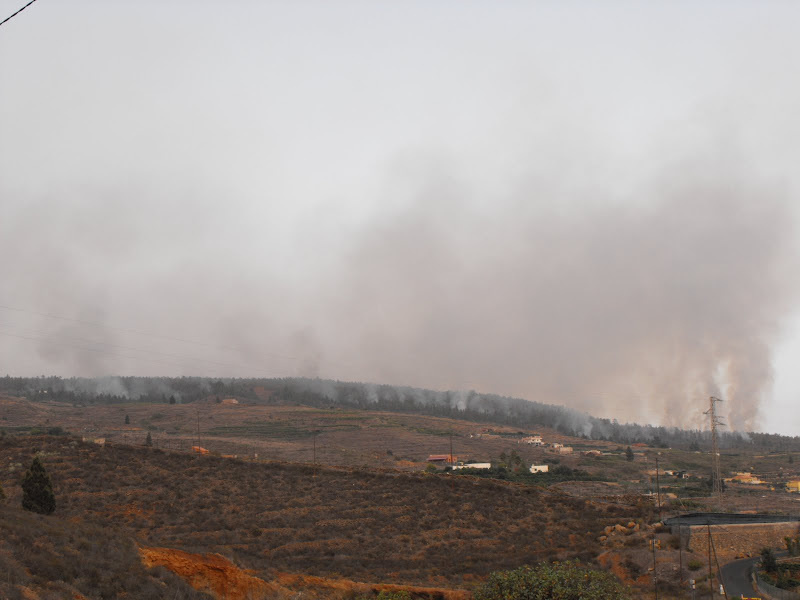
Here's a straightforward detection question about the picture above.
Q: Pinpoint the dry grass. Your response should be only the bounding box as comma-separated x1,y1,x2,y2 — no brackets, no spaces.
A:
0,435,637,591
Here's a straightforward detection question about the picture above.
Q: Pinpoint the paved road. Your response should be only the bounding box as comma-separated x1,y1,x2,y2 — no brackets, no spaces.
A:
720,556,760,598
664,513,800,527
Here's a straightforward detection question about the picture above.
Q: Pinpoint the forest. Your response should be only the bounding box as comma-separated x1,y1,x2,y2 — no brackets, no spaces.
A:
2,375,799,452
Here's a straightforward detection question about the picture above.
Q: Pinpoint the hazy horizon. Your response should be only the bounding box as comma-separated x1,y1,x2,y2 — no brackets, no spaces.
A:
3,2,800,434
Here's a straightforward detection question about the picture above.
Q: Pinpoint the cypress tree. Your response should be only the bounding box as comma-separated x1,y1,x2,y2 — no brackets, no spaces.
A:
21,456,56,515
145,431,153,447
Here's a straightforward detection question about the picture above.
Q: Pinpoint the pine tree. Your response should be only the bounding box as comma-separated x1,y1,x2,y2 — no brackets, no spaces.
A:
125,414,130,424
625,446,634,462
145,431,153,447
21,456,56,515
0,481,6,502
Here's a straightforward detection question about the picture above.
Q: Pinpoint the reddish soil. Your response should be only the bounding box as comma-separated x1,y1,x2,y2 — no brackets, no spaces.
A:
139,547,277,600
141,546,471,600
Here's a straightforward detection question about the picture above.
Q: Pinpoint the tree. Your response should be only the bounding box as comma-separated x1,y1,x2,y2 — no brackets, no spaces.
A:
475,562,630,600
169,395,176,405
0,481,6,502
21,456,56,515
625,446,634,461
145,431,153,447
125,414,130,424
761,547,778,573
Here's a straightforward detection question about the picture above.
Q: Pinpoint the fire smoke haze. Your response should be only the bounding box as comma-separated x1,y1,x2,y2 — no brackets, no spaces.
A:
2,2,800,432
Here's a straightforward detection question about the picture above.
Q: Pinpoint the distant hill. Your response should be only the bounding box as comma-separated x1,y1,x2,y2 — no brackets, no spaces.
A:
2,375,799,451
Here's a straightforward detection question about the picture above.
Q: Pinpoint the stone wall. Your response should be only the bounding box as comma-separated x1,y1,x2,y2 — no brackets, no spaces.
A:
683,522,800,563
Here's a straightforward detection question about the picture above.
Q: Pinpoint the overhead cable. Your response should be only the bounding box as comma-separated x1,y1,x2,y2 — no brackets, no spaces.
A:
0,0,40,28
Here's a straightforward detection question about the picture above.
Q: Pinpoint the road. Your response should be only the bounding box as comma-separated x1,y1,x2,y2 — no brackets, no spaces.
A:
720,556,760,598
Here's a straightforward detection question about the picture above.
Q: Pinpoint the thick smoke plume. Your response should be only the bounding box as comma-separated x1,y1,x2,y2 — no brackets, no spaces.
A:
330,165,797,431
1,159,796,432
3,2,800,432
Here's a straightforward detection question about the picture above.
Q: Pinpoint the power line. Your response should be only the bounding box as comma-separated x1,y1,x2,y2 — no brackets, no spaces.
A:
0,0,40,28
0,303,296,359
0,321,262,370
0,303,357,372
0,330,227,373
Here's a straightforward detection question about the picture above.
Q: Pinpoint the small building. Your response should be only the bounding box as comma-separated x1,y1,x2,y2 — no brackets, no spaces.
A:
192,446,210,455
427,454,457,464
522,435,544,446
731,472,764,485
581,450,602,456
530,464,549,474
549,444,573,454
452,463,491,470
786,480,800,493
222,398,239,405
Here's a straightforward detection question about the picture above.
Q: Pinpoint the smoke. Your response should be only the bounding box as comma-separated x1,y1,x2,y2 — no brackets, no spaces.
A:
324,159,798,431
0,155,796,431
2,3,800,431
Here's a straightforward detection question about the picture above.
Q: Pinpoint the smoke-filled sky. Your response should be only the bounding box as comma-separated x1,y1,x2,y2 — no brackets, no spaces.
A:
2,1,800,433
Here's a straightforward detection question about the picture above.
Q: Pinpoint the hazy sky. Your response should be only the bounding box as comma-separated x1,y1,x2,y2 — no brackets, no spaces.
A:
2,2,799,433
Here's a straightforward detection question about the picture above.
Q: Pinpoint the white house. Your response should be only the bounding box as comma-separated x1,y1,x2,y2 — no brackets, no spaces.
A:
530,464,549,473
522,435,544,446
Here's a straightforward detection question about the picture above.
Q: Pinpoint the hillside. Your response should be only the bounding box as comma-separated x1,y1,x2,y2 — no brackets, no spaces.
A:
3,387,800,599
4,375,799,451
0,434,645,597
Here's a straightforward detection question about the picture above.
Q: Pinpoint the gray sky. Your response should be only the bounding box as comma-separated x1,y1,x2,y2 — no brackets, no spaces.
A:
2,1,800,433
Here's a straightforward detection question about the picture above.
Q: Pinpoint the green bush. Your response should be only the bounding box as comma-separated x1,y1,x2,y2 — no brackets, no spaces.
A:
21,456,56,515
475,561,630,600
376,592,413,600
761,548,778,573
687,559,703,571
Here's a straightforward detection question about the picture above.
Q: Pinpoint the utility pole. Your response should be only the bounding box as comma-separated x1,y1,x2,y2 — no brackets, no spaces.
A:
449,431,454,466
704,396,725,502
195,409,201,448
655,454,662,521
709,527,729,600
651,537,659,600
312,429,321,477
707,524,714,599
679,525,684,586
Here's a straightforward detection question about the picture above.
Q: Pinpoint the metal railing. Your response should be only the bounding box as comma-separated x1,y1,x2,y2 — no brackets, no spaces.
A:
755,571,800,600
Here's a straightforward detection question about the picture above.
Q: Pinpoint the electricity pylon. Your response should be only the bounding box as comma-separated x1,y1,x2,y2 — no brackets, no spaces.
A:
704,396,725,500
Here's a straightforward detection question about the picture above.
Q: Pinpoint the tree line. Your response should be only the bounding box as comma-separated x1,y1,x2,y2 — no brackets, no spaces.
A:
3,375,799,451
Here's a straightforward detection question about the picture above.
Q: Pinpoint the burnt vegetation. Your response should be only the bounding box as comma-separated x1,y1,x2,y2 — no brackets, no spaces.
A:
3,375,799,452
0,434,638,592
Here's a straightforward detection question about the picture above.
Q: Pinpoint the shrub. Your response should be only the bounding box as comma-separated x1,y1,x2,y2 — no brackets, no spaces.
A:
761,547,778,573
22,456,56,515
475,561,630,600
375,592,412,600
786,536,800,557
687,559,703,571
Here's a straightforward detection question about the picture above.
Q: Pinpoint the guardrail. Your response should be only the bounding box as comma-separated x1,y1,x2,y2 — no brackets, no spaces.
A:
755,571,800,600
